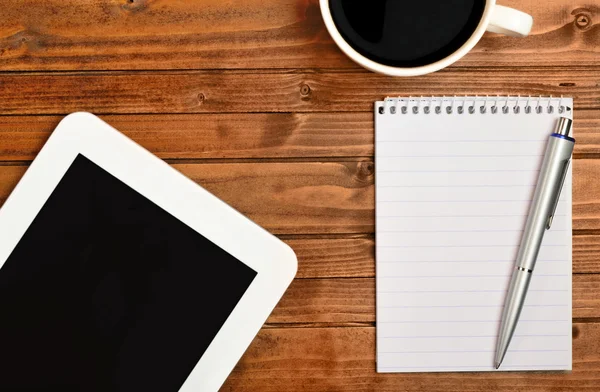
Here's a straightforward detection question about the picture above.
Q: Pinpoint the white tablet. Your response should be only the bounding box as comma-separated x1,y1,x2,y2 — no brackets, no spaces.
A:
0,113,297,392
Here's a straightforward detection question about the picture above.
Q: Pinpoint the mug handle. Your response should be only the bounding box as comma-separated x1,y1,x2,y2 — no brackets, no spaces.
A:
486,5,533,37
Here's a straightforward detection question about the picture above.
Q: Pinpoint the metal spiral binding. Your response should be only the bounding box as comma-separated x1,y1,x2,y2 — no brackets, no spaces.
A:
378,95,570,115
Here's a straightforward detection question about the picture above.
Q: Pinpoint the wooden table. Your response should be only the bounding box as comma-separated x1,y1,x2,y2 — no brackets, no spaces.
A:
1,0,599,390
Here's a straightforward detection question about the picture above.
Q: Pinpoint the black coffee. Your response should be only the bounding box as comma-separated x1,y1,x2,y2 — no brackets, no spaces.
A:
329,0,486,67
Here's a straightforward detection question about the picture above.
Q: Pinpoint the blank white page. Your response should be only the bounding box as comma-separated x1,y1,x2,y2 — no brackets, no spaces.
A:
375,97,573,372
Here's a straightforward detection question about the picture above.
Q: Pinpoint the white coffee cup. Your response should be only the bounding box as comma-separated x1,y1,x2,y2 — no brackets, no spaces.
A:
320,0,533,77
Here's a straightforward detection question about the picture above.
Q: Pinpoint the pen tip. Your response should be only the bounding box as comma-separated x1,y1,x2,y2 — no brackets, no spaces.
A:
495,362,501,370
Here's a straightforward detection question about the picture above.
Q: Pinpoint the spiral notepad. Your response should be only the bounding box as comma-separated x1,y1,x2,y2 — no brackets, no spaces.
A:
375,96,573,372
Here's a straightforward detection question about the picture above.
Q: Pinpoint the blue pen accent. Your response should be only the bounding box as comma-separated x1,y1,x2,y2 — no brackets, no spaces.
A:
550,133,575,142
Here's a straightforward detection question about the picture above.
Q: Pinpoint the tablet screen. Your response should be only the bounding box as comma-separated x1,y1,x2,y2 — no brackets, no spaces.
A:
0,154,257,392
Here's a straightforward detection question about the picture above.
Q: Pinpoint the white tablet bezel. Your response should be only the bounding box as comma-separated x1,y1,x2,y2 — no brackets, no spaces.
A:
0,112,297,392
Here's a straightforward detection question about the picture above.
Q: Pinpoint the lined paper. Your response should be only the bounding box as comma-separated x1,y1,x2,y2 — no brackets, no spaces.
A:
375,97,573,372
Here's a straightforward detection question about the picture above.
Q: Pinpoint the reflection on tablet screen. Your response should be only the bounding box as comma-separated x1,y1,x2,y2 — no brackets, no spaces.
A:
0,154,257,392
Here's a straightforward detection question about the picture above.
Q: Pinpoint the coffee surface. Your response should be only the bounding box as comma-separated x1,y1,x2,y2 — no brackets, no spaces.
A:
329,0,486,67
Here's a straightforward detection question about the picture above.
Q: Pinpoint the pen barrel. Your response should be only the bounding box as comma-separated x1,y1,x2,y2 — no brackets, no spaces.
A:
495,268,533,366
516,134,574,271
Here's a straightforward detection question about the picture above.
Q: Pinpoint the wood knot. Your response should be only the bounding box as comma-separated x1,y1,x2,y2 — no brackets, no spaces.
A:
122,0,148,12
572,325,580,339
576,14,591,28
197,93,205,104
300,83,311,98
356,160,375,182
572,8,593,31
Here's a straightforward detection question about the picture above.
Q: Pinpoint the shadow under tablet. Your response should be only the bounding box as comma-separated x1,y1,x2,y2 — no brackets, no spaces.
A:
0,154,257,392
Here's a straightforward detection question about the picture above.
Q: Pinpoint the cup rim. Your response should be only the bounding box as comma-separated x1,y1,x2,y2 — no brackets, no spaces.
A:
319,0,497,76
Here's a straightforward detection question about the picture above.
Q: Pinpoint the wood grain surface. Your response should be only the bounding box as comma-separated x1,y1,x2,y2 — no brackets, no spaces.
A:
3,160,600,234
0,110,599,161
0,0,597,70
0,69,598,115
1,0,599,390
221,323,600,392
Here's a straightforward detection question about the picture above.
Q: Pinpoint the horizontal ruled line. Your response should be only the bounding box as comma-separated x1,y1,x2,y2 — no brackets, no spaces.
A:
377,214,567,218
377,170,541,173
377,229,566,233
379,349,568,354
379,334,569,339
378,184,537,188
377,245,567,248
377,289,568,293
377,365,569,369
377,200,569,203
377,260,566,264
378,304,568,309
377,320,569,324
379,274,568,278
376,140,547,143
378,155,545,158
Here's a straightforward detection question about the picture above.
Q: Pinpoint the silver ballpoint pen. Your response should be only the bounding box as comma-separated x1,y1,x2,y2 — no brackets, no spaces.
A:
495,117,575,369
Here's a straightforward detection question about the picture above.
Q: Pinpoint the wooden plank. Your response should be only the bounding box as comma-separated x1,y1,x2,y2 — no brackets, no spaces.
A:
268,277,374,325
0,110,598,161
0,0,597,71
574,274,600,319
0,69,598,115
574,160,600,231
222,323,600,391
575,110,600,159
267,274,600,325
2,159,600,234
0,113,373,161
573,236,600,274
284,237,375,279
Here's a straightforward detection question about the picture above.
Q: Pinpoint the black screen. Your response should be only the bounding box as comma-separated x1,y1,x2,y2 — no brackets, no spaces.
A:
0,154,257,392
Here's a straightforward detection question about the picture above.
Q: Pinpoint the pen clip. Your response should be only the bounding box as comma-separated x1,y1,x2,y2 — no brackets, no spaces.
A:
546,159,571,230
